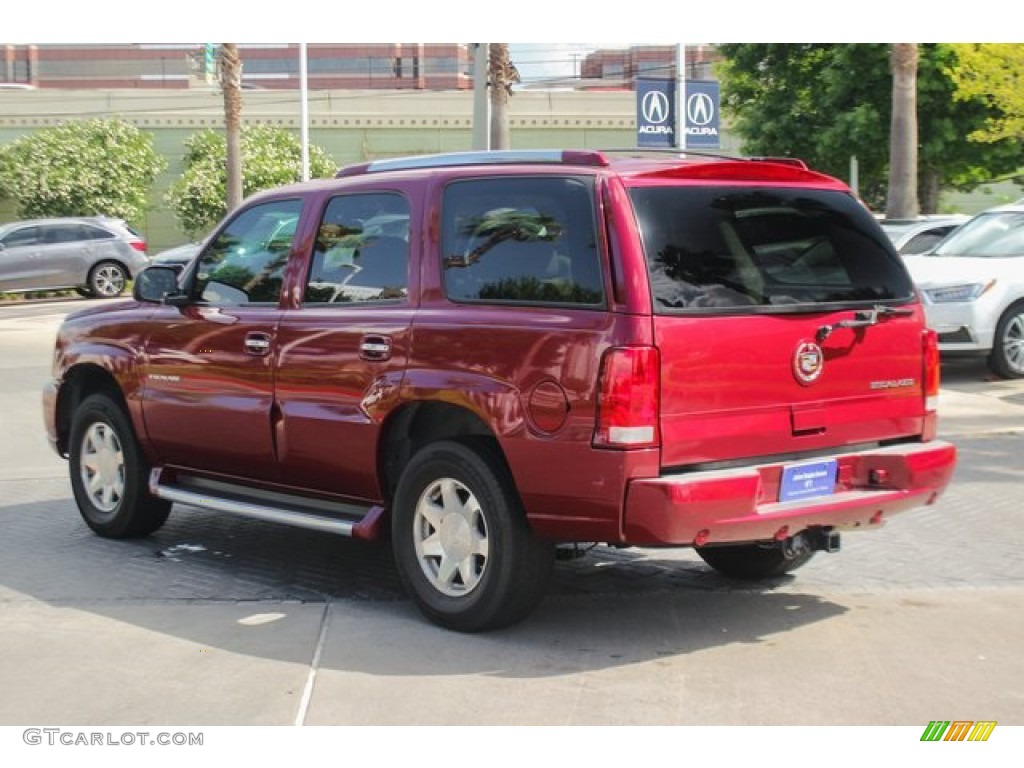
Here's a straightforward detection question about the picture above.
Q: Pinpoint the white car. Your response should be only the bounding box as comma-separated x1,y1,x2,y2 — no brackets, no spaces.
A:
880,214,968,255
904,203,1024,378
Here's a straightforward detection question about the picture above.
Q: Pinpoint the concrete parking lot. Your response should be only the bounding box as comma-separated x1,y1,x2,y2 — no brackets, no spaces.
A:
1,298,1023,732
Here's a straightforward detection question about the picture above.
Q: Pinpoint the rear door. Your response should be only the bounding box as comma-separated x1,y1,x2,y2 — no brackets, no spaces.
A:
273,190,416,502
627,183,927,468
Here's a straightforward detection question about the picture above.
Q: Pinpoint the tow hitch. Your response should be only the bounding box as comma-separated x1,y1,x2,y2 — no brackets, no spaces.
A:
788,527,841,556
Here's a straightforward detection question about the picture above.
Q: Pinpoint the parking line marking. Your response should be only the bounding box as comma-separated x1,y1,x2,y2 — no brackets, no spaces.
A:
294,601,331,726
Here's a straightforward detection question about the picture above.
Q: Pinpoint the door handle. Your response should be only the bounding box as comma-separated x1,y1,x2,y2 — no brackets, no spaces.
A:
360,335,392,361
244,331,272,356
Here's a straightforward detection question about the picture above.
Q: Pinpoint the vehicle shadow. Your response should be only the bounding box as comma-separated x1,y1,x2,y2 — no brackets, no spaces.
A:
0,493,847,681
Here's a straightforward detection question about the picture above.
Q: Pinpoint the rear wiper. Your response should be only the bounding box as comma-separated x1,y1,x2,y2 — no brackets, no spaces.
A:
816,305,914,343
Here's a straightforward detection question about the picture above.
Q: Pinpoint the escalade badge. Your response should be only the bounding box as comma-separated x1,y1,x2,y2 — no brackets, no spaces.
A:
793,341,824,385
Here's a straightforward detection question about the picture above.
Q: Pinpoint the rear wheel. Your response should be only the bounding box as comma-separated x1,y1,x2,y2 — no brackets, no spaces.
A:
989,300,1024,379
391,440,554,632
88,261,128,298
696,541,816,580
69,393,171,538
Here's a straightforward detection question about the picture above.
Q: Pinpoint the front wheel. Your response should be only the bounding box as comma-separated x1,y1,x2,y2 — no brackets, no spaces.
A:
989,300,1024,379
391,440,554,632
696,541,816,580
68,393,171,538
88,261,128,298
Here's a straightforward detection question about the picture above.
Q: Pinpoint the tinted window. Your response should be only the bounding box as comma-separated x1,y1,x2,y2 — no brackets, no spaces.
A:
441,177,604,306
81,224,115,241
1,226,40,248
41,224,86,244
629,187,913,311
195,199,302,305
900,228,955,255
305,193,410,304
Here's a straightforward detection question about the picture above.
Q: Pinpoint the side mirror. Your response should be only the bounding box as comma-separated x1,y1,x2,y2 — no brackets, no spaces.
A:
133,266,187,304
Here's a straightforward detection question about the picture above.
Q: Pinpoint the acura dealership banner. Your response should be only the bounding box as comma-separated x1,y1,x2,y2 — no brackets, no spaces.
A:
636,79,720,149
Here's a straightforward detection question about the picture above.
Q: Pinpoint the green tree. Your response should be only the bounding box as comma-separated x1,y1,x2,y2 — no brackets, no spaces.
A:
947,43,1024,143
166,124,335,236
0,119,165,221
717,44,1024,212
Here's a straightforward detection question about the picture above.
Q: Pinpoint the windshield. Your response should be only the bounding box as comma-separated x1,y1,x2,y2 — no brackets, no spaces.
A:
931,211,1024,258
628,186,913,312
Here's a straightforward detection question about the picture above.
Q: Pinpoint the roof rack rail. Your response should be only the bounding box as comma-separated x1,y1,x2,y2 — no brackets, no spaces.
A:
601,148,808,168
336,149,609,178
747,156,809,169
600,147,742,162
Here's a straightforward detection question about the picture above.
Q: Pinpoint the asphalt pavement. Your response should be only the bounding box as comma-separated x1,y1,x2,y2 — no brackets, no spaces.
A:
0,298,1022,736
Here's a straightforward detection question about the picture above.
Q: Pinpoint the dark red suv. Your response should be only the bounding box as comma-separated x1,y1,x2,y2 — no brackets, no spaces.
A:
43,150,956,631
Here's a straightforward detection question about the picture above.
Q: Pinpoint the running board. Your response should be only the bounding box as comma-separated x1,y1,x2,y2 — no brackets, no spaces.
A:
149,468,386,540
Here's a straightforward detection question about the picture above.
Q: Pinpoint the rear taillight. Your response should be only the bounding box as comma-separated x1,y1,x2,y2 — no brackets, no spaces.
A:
923,328,940,412
593,346,660,449
129,239,147,253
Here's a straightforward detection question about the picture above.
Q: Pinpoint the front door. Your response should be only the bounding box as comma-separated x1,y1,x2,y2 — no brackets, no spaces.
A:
140,198,304,480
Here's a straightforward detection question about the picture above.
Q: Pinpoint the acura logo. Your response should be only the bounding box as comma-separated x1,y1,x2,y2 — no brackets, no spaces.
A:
641,91,671,125
687,92,715,126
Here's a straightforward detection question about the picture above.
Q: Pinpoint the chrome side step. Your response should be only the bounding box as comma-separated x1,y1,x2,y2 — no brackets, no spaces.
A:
149,468,386,540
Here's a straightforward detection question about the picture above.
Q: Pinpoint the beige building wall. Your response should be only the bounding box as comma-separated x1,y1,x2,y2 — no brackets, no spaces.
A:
0,88,739,251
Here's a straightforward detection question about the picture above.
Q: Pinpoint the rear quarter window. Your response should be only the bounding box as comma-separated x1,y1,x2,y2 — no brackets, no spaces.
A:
441,176,604,307
628,186,913,312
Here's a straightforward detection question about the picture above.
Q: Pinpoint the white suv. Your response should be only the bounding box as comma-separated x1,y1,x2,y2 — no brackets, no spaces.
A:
904,202,1024,378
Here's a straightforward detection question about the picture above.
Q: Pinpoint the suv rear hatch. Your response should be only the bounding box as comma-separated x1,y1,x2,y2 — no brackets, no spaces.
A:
626,179,930,470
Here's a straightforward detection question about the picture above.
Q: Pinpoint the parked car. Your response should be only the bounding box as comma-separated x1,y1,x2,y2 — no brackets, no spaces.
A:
43,150,956,631
150,241,202,271
879,214,968,255
904,202,1024,378
0,216,149,297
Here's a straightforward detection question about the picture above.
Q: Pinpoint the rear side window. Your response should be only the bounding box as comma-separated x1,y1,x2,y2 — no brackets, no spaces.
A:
81,224,116,241
42,224,95,244
628,187,913,312
441,176,604,307
1,226,39,247
305,192,410,305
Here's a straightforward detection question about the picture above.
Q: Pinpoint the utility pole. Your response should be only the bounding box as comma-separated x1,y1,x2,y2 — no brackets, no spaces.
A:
472,44,490,150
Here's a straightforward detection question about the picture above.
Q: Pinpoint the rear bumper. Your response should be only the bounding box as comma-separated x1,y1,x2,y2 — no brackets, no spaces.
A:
623,440,956,546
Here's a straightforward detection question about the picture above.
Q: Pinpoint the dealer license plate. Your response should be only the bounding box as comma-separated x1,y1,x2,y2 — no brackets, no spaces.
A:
779,459,838,503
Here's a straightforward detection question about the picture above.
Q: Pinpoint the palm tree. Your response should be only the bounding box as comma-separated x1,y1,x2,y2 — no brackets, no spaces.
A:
886,43,919,219
489,44,519,150
220,44,243,212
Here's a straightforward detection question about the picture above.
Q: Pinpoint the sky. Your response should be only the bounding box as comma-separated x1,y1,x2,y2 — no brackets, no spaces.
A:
7,1,1006,45
509,44,613,85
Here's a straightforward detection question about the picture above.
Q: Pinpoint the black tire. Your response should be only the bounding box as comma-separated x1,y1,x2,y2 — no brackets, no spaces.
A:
73,286,94,298
988,300,1024,379
68,393,171,538
391,439,554,632
696,541,815,580
88,261,128,298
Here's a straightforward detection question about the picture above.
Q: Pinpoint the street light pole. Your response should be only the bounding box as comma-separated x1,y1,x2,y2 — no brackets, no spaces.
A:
676,43,687,151
300,42,309,182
